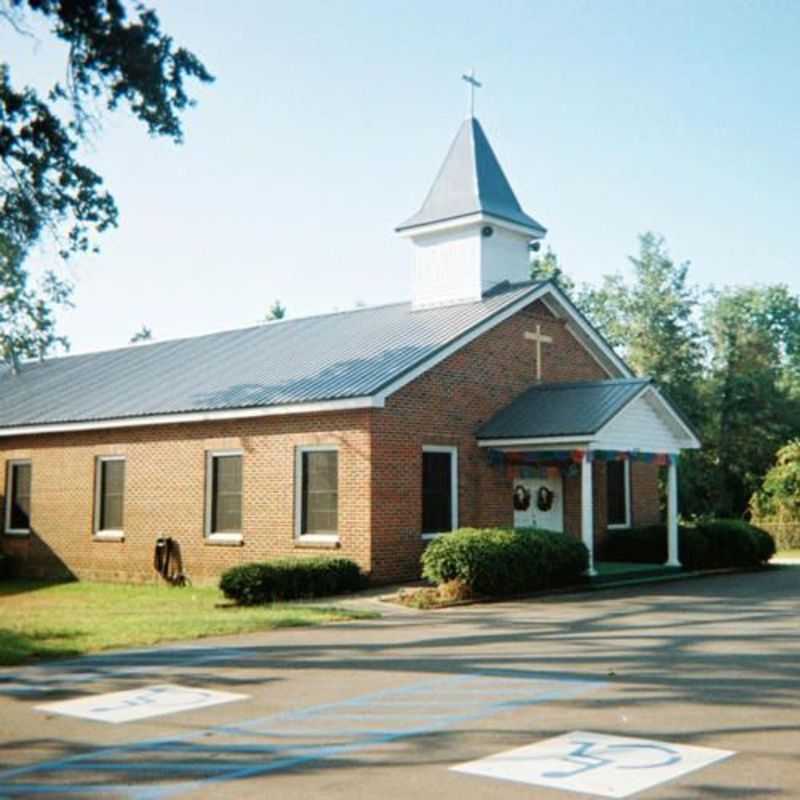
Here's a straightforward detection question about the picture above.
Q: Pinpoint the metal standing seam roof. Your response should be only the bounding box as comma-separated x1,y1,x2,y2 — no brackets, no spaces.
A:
396,116,546,234
477,378,653,440
0,281,547,430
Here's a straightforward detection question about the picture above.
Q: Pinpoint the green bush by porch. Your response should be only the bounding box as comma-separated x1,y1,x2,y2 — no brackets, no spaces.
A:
421,528,589,596
602,519,775,569
220,557,366,605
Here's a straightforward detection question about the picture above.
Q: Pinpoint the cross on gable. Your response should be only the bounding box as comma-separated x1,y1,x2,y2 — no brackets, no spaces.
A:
524,324,553,382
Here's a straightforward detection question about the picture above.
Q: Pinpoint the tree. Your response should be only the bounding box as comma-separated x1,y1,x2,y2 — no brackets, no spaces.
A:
578,233,704,414
704,286,800,516
529,247,575,293
0,240,72,371
1,0,212,365
265,300,286,321
130,325,152,344
750,440,800,522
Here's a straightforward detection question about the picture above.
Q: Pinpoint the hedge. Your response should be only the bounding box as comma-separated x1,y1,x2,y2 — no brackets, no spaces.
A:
220,557,366,605
602,519,775,570
421,527,589,596
751,521,800,551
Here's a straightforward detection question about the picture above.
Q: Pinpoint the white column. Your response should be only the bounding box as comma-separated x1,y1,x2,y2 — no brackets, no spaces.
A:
581,450,597,576
666,456,681,567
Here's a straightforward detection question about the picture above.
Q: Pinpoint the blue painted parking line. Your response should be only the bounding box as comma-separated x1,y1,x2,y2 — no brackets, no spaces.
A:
0,672,605,799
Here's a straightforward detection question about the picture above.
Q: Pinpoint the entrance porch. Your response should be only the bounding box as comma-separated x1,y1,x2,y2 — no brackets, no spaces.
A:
476,377,701,576
485,447,681,575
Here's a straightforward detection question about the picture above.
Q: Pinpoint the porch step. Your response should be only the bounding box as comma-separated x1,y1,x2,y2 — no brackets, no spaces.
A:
591,562,683,585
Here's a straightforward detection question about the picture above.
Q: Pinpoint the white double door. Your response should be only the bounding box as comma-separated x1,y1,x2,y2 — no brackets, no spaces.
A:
513,475,564,533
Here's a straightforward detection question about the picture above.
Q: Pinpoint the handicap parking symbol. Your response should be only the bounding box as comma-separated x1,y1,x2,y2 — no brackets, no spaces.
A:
453,730,734,799
36,684,247,724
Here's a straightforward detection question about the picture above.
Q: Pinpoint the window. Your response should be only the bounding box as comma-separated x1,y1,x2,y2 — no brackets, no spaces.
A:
5,460,32,534
296,447,338,538
422,446,458,536
206,452,243,538
94,457,126,536
606,459,630,528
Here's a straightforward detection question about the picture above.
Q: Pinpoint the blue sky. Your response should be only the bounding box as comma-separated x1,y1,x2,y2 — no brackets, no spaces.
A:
6,0,799,353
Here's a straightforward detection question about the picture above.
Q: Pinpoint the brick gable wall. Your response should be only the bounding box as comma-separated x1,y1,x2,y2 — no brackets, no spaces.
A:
369,299,636,582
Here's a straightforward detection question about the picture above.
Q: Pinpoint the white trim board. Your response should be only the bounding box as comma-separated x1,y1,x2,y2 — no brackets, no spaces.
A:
204,449,244,541
294,444,340,542
0,396,383,438
421,445,459,536
4,458,32,535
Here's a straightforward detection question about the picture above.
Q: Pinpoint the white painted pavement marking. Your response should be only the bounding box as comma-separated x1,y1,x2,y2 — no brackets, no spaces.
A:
452,730,734,798
35,684,247,724
3,673,605,798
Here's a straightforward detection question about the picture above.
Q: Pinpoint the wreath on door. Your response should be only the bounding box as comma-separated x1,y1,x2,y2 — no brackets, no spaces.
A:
536,485,555,512
513,484,531,511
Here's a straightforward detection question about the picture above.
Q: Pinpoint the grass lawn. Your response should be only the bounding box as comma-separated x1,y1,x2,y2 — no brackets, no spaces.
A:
775,549,800,559
0,580,378,667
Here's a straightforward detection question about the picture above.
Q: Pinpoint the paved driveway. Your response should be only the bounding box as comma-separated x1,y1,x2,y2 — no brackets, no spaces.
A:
0,566,797,799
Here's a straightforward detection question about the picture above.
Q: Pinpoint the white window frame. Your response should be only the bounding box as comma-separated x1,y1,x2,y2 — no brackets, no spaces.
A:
295,445,340,543
606,459,632,530
421,445,459,540
4,459,32,536
93,455,126,541
204,449,244,545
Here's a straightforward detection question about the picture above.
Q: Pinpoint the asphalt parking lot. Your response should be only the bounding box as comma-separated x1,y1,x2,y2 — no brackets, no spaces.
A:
0,566,798,799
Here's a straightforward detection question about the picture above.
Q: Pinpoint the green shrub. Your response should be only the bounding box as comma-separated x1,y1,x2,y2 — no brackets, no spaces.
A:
421,528,589,596
602,519,775,570
220,557,366,605
695,519,775,566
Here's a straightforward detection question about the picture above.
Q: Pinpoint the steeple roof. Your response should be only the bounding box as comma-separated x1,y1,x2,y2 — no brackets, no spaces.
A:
396,116,546,235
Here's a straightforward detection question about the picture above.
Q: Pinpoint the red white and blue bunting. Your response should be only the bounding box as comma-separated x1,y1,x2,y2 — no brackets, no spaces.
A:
487,448,676,479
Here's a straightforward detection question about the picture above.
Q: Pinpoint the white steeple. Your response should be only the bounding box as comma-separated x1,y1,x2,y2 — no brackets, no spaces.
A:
397,116,546,309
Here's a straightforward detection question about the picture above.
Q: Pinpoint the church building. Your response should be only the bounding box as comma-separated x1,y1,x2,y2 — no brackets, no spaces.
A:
0,112,700,584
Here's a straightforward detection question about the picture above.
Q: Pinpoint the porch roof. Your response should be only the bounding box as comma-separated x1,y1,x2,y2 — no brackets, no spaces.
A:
477,378,700,452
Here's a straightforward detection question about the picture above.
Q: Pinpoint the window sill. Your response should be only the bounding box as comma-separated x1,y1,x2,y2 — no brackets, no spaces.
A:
94,531,124,542
421,532,450,540
295,535,340,549
205,532,244,546
4,529,30,537
607,524,631,530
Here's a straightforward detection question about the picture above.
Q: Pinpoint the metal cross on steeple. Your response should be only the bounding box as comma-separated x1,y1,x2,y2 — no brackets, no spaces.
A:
461,69,482,117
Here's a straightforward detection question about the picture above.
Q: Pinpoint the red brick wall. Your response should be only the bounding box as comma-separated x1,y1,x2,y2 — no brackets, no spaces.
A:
369,300,609,581
0,412,372,584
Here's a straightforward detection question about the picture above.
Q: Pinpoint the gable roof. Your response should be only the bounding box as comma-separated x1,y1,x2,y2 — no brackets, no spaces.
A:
0,281,553,433
478,378,652,440
396,117,546,235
